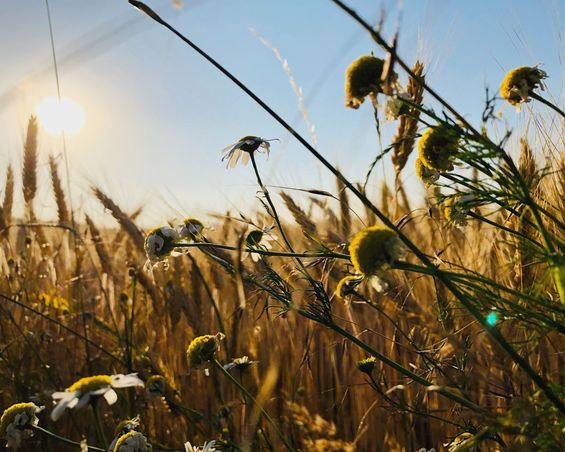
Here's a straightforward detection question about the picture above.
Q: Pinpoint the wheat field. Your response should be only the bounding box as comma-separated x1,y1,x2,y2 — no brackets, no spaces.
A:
0,1,564,452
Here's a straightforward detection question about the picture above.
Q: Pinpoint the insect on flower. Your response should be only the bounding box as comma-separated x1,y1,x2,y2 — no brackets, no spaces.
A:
221,136,279,168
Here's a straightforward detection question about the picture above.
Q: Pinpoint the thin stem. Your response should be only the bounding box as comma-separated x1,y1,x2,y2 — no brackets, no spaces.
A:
91,400,108,451
213,359,296,451
530,92,565,119
32,425,105,451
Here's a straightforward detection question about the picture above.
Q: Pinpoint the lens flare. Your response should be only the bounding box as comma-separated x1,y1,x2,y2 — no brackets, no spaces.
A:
35,96,85,136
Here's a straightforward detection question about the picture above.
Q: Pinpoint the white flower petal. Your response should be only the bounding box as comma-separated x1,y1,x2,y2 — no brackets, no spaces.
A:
74,393,91,410
103,388,118,405
111,373,144,389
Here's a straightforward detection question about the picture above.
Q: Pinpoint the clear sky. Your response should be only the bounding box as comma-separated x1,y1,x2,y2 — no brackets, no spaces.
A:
0,0,563,227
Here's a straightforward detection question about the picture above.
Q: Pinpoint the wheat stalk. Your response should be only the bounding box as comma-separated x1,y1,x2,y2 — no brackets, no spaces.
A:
48,155,70,224
22,116,38,212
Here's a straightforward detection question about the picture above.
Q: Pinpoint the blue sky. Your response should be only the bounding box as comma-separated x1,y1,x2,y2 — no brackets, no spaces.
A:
0,0,563,227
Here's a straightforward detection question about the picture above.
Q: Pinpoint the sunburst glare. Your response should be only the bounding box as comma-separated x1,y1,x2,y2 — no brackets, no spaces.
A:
35,96,85,136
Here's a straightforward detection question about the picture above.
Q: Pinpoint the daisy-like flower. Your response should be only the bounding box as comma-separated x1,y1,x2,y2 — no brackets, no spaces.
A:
356,357,377,375
145,375,168,397
0,402,43,449
415,158,440,186
223,356,258,371
144,226,180,268
184,440,217,452
221,136,278,168
51,374,144,421
418,126,459,172
178,218,204,241
109,416,141,451
500,66,547,108
349,226,405,276
186,333,225,370
243,228,276,262
113,431,150,452
334,275,363,298
345,55,385,109
444,194,475,227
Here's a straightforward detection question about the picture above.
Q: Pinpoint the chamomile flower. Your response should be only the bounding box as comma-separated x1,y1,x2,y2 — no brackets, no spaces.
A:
186,333,225,370
144,226,180,268
500,66,547,108
109,416,141,451
0,402,42,449
418,126,459,172
223,356,258,371
51,374,144,421
179,218,204,241
356,357,377,374
444,432,474,451
345,55,385,109
184,440,217,452
415,158,440,185
243,228,276,262
444,194,475,227
221,136,278,168
349,227,405,276
113,431,150,452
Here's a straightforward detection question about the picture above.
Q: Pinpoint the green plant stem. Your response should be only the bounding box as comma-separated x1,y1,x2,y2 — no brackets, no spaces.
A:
91,400,108,451
530,92,565,119
129,0,565,415
32,425,105,451
213,359,296,451
175,241,349,260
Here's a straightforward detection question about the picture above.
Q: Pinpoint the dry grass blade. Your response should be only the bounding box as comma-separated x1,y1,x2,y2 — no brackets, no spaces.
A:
336,176,351,237
392,61,424,173
22,116,38,211
280,192,317,237
92,186,145,251
48,155,70,224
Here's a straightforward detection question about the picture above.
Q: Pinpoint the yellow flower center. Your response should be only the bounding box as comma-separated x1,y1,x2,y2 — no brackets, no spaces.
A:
68,375,112,393
348,226,402,275
0,403,38,435
345,55,384,109
417,126,459,172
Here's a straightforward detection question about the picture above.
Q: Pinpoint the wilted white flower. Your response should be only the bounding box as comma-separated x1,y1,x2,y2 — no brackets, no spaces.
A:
178,218,204,241
221,136,278,168
109,416,142,450
51,374,144,421
243,227,276,262
444,194,475,227
0,402,43,449
184,440,216,452
113,431,150,451
144,226,180,268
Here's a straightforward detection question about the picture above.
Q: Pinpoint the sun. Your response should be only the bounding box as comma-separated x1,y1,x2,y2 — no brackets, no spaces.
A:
35,96,86,136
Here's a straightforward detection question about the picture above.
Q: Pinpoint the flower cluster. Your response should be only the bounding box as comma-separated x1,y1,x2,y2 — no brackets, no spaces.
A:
344,55,385,109
186,333,225,370
0,402,42,449
51,373,144,421
500,66,546,108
